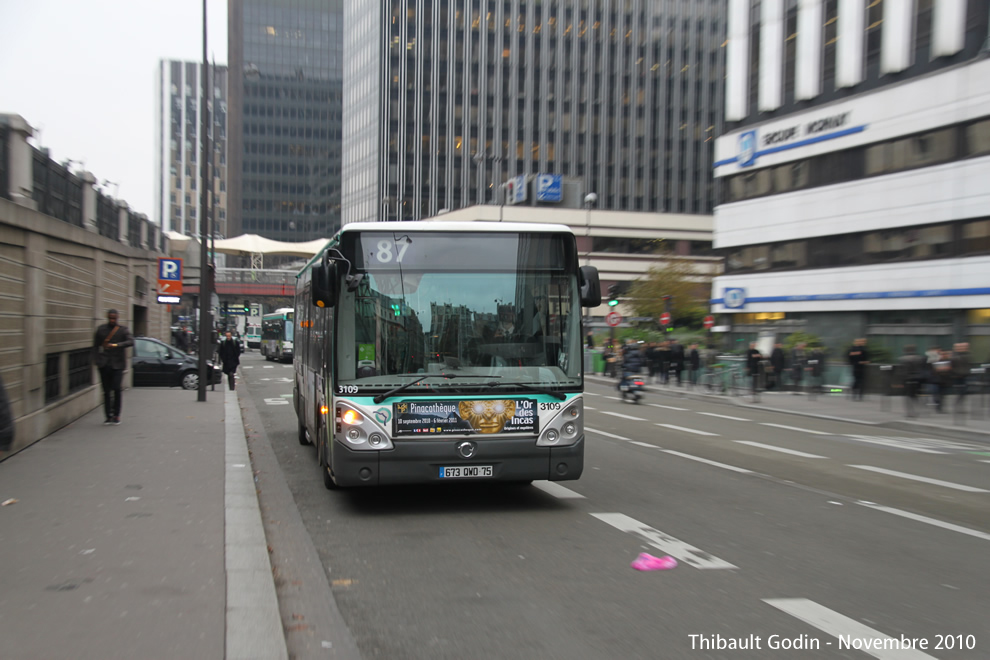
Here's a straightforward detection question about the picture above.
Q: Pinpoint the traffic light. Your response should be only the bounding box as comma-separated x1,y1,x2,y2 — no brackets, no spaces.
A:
607,284,619,307
243,299,250,315
221,301,228,316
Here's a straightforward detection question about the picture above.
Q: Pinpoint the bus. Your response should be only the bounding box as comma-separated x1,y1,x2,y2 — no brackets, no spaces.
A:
245,324,261,349
261,308,294,361
293,221,602,488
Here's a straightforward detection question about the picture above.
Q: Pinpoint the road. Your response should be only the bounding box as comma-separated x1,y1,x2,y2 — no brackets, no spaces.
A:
235,351,990,660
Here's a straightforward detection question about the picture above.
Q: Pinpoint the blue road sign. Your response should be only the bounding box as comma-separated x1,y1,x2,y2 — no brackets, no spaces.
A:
158,258,182,281
535,174,562,202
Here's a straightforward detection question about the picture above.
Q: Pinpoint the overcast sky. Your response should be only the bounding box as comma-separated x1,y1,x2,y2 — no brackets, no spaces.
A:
0,0,228,219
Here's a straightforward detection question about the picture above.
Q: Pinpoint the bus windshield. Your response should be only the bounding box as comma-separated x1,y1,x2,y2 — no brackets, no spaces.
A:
334,231,582,394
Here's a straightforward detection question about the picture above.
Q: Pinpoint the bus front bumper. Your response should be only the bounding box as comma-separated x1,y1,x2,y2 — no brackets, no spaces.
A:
330,435,584,487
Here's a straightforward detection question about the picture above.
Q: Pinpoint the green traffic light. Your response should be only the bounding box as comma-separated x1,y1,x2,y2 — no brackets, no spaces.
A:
608,299,618,307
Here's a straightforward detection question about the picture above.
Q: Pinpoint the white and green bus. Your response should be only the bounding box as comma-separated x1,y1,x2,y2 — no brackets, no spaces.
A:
245,324,261,349
293,221,602,488
261,308,294,361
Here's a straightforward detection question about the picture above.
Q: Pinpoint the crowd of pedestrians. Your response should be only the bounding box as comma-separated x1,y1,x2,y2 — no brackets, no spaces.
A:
595,335,981,420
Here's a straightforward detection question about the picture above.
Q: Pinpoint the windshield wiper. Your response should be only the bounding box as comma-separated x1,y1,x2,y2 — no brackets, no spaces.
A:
373,376,429,404
497,382,566,400
371,373,497,404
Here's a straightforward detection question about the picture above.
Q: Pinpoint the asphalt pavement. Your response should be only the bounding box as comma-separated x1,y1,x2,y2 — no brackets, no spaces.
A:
0,384,288,660
240,355,990,660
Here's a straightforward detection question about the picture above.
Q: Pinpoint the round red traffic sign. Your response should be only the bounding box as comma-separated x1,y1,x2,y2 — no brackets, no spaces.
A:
660,312,671,326
605,311,622,327
703,315,715,329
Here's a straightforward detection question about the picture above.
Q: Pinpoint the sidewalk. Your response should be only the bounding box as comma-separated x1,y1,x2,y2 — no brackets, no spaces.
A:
0,387,287,660
587,374,990,443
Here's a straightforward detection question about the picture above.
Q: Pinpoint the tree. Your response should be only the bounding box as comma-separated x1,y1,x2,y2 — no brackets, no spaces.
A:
627,259,712,328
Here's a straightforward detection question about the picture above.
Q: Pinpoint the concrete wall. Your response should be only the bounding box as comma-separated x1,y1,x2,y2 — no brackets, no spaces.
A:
0,198,169,456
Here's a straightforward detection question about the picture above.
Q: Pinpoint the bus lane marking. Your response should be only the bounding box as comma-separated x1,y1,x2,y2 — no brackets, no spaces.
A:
697,412,751,422
648,403,689,411
591,512,737,570
585,427,633,442
662,450,753,474
760,423,831,435
601,411,648,422
763,598,939,659
856,502,990,542
533,481,585,499
629,441,659,449
735,441,828,459
656,423,719,437
848,465,989,493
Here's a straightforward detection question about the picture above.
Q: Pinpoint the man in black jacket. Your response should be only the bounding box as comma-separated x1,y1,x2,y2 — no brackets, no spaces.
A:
218,331,243,390
92,309,134,425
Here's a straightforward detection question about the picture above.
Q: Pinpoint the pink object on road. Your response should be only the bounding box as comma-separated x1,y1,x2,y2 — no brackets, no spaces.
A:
631,553,678,571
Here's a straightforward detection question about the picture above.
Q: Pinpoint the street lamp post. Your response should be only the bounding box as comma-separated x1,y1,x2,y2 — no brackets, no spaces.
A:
196,0,212,402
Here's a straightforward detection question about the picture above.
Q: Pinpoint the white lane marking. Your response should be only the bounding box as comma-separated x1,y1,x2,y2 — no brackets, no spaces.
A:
591,513,737,569
763,598,938,659
601,411,648,422
604,396,623,401
656,423,719,437
843,435,946,454
263,366,275,369
760,422,830,435
584,391,601,396
662,450,753,474
849,465,989,493
584,406,598,411
532,481,585,499
648,403,689,411
629,441,659,449
981,460,990,464
241,366,254,369
697,412,751,422
856,501,990,542
585,427,633,442
735,441,828,459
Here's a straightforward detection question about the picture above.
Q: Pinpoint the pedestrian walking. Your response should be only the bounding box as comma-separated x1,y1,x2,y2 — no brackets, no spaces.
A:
932,350,953,413
92,309,134,425
687,343,701,387
670,339,685,386
769,343,786,391
951,342,972,414
746,342,762,397
847,338,869,401
218,331,243,390
807,347,825,398
586,331,595,350
658,340,672,385
897,345,926,418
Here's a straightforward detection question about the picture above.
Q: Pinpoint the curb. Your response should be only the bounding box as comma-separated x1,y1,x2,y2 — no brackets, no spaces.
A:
224,388,289,660
584,374,990,443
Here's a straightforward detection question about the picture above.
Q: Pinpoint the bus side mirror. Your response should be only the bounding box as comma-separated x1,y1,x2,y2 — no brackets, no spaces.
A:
311,262,337,308
580,266,602,307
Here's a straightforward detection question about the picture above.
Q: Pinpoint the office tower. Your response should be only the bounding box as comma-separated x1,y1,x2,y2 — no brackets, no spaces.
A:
228,0,344,241
342,1,727,224
711,0,990,354
154,60,228,237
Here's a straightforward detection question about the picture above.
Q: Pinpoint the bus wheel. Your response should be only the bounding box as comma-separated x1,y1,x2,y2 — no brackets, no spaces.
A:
297,419,309,446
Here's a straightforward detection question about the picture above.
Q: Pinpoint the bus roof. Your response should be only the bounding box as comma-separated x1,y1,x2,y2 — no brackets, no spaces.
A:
263,308,294,317
297,221,576,276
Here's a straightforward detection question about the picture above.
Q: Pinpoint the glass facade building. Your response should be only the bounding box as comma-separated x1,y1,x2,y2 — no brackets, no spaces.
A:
228,0,344,241
154,60,228,237
342,0,727,225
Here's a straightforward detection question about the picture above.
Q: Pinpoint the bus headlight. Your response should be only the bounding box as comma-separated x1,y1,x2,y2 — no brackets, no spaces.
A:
536,400,583,447
335,404,393,451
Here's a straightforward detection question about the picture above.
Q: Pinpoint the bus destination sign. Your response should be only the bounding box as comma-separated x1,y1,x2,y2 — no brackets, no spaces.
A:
393,398,537,436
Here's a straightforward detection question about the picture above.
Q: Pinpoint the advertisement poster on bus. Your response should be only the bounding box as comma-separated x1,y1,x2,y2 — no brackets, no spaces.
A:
393,399,537,436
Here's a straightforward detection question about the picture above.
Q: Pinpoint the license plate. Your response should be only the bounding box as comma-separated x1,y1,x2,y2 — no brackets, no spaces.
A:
439,465,493,479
